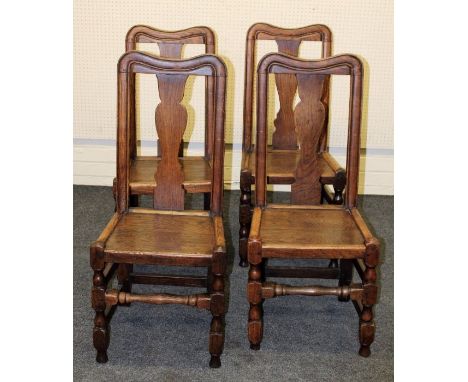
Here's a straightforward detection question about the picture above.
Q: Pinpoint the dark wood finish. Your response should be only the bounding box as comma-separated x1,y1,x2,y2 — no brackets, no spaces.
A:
247,53,380,357
112,25,216,210
90,51,227,368
238,23,347,266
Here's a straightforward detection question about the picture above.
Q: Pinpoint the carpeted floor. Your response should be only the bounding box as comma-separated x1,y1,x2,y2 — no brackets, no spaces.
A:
74,186,393,381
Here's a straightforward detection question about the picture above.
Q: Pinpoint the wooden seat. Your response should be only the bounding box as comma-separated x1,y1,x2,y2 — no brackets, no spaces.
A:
238,23,346,267
91,51,227,368
129,157,211,194
256,206,366,258
103,210,216,264
247,53,380,358
112,25,216,209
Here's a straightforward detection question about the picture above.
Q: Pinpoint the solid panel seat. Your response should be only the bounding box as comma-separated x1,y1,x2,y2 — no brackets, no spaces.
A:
257,206,366,258
103,209,215,266
244,146,337,184
129,156,212,194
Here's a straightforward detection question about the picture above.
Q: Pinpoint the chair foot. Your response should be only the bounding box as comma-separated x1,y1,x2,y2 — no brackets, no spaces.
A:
209,355,221,368
209,313,225,366
358,244,378,357
358,312,375,358
96,351,108,363
359,345,371,357
209,271,225,369
248,262,264,350
92,268,110,365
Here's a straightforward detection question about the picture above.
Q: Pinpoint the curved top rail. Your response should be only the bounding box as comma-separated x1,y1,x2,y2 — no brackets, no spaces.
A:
118,51,226,77
246,23,332,42
126,25,215,46
257,52,362,76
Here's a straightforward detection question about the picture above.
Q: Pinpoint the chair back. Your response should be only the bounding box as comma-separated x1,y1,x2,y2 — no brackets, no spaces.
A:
243,23,332,151
116,52,226,214
255,53,363,209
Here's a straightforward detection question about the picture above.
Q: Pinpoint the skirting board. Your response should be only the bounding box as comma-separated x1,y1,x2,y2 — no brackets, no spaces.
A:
74,140,393,195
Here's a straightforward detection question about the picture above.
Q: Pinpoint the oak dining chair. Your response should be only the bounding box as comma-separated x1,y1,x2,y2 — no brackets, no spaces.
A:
112,25,216,210
239,23,346,267
247,53,380,357
90,51,228,368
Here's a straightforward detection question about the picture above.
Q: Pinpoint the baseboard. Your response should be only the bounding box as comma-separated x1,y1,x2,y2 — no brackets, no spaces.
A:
73,140,394,195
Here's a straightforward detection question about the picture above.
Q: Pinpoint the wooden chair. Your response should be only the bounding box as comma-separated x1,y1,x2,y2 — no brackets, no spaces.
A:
90,51,227,368
112,25,216,210
239,23,346,267
247,53,380,357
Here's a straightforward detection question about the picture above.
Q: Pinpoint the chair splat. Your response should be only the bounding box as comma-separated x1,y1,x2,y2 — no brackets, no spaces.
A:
291,73,326,204
154,73,189,210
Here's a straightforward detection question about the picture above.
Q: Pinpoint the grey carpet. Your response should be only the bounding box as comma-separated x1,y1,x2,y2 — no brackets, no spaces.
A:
74,186,393,381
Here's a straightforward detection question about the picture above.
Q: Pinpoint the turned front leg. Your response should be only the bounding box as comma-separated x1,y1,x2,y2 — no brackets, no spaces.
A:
359,239,379,357
209,251,226,368
247,210,264,349
247,262,264,350
92,266,109,363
